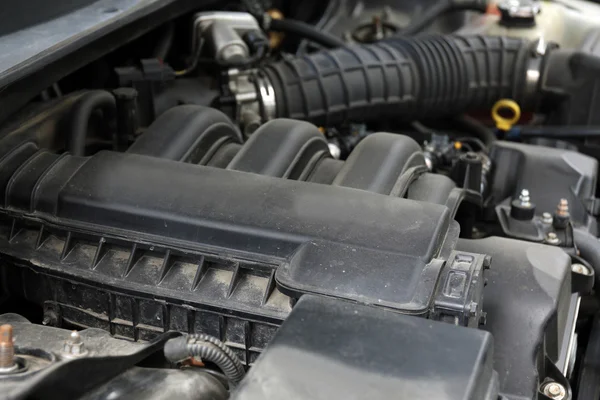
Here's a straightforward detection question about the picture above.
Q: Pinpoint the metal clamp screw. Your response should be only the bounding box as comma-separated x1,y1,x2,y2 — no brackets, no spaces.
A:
541,381,566,400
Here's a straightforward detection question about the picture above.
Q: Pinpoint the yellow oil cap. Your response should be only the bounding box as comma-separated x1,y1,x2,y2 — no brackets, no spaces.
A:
491,99,521,131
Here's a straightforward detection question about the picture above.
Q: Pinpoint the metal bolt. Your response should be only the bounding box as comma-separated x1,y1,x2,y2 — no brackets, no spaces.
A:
546,232,560,245
572,263,591,276
542,212,553,224
371,16,385,41
0,325,17,373
542,381,566,399
62,331,88,358
519,189,531,207
557,199,570,217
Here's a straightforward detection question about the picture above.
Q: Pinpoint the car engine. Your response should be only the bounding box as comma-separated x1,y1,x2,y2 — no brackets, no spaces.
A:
2,0,600,399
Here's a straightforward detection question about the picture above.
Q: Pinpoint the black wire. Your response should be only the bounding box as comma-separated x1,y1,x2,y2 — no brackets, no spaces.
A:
411,121,436,135
459,142,474,152
268,18,345,48
176,40,267,76
297,0,340,54
175,38,205,77
455,136,487,151
454,115,496,149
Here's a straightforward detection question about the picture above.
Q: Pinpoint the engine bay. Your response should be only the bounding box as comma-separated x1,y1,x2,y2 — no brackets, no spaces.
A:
2,1,600,399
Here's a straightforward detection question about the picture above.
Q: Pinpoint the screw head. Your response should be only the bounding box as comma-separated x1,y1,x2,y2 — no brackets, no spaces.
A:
542,212,553,224
545,232,560,245
519,189,531,207
572,263,591,276
542,381,566,399
557,198,569,216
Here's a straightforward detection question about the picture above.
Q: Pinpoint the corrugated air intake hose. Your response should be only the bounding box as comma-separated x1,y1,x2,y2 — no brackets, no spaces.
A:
257,35,542,126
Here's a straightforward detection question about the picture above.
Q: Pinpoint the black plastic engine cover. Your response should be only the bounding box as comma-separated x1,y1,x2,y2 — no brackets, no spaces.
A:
233,295,498,400
22,150,450,261
458,237,572,399
0,124,484,362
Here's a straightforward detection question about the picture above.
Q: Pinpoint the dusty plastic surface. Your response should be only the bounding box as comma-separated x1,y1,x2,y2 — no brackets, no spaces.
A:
458,237,571,399
232,295,498,400
0,120,482,363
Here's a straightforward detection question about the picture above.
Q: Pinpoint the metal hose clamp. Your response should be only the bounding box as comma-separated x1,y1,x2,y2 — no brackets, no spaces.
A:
522,37,546,108
255,71,276,121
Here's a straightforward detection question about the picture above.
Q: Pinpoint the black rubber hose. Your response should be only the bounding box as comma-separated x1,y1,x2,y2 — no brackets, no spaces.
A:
261,35,532,126
399,0,489,35
574,228,600,290
68,90,116,156
164,334,245,386
455,115,497,148
268,18,345,49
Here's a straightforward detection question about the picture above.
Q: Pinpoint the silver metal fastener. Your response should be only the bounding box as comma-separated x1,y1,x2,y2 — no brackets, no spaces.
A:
519,189,531,207
572,263,591,276
542,212,553,224
546,232,560,245
0,325,18,374
557,199,569,217
62,331,89,358
541,381,566,400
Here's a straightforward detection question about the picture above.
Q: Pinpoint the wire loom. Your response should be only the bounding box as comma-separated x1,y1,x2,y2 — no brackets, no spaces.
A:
164,334,246,385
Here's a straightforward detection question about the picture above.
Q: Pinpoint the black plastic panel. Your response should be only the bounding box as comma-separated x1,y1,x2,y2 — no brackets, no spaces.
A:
0,126,478,361
490,141,598,230
457,237,571,399
233,295,498,400
21,151,451,260
0,117,488,367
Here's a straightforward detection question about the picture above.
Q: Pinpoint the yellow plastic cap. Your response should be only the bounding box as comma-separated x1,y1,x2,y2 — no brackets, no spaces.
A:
491,99,521,131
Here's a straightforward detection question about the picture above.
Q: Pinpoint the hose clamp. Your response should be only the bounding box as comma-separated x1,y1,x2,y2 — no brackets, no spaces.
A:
227,68,277,135
523,37,546,108
255,71,276,121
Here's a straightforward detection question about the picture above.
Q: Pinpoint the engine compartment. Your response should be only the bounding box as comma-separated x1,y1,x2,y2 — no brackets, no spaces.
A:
2,1,600,399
